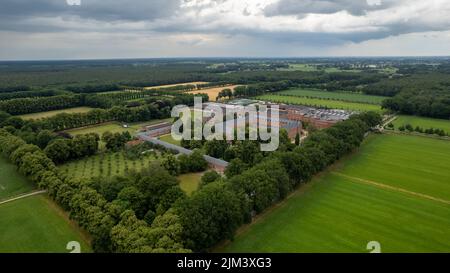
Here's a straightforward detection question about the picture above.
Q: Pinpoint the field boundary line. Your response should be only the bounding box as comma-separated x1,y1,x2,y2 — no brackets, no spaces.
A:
0,190,47,205
332,172,450,205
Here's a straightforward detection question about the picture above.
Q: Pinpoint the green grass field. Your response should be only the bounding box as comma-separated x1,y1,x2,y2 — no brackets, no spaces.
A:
18,107,95,120
0,157,35,201
392,115,450,134
278,88,386,105
159,134,181,146
178,172,203,195
337,134,450,200
0,194,91,253
220,134,450,253
256,94,382,112
59,152,161,180
66,118,173,137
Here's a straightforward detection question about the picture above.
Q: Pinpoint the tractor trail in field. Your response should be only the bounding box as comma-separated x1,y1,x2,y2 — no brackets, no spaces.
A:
332,172,450,205
0,190,47,205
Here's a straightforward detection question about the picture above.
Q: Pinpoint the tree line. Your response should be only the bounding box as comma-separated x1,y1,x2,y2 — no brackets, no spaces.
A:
0,110,381,253
0,89,64,101
0,95,83,115
172,111,381,251
0,128,190,253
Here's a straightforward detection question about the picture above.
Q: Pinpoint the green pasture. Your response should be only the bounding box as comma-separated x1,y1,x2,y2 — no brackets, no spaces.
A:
0,157,35,201
256,94,382,112
0,194,91,253
392,115,450,134
220,134,450,253
278,88,386,105
17,107,95,120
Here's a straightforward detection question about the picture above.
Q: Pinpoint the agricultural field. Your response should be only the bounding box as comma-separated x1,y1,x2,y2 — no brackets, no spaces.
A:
0,157,35,201
0,194,91,253
144,81,209,90
178,172,203,195
188,85,241,101
337,134,450,200
256,94,382,112
220,134,450,253
392,115,450,134
278,88,386,105
59,152,162,180
17,107,95,120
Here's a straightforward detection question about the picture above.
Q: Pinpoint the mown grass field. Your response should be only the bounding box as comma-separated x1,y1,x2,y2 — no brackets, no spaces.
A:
392,115,450,134
0,194,91,253
256,94,382,112
278,88,386,105
66,118,173,137
178,172,203,195
0,157,35,200
59,152,161,180
220,134,450,253
337,134,450,200
18,107,95,120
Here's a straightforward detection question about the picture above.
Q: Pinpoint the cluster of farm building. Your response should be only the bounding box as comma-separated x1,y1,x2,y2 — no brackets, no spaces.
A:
141,99,354,140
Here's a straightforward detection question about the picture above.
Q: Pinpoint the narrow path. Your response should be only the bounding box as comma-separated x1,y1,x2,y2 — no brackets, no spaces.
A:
332,172,450,205
382,115,397,128
0,190,47,205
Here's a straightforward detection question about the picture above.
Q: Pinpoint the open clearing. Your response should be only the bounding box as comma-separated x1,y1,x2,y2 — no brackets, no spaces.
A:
18,107,95,120
159,133,181,146
0,157,35,201
144,81,209,90
188,85,241,101
178,172,203,195
66,118,173,137
0,194,91,253
220,134,450,253
392,115,450,134
59,152,161,180
278,88,386,105
256,94,382,112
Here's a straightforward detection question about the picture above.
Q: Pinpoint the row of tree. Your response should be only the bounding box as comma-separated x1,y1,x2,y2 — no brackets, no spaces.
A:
390,123,448,136
172,111,381,251
0,95,83,115
0,128,190,253
0,89,64,101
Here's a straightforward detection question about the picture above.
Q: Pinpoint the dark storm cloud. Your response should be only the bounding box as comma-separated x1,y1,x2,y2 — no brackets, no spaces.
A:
0,0,181,31
264,0,391,17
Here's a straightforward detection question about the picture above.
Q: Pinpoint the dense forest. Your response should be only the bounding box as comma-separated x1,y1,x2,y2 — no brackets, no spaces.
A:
1,58,449,119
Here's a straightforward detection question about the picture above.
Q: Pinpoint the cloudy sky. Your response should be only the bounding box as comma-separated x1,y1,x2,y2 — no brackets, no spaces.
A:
1,0,449,60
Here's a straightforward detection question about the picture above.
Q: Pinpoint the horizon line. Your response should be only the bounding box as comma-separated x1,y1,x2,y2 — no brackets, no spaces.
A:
1,55,449,62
